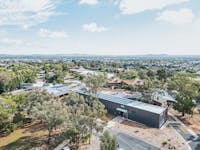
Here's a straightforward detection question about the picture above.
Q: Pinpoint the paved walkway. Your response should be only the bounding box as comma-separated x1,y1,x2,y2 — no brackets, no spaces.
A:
106,116,124,128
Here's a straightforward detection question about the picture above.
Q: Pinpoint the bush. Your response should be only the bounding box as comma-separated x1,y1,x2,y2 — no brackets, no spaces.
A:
162,141,168,146
13,113,25,127
0,121,16,135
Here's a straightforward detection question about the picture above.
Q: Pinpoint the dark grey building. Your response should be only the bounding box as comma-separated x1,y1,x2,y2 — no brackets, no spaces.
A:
77,90,167,128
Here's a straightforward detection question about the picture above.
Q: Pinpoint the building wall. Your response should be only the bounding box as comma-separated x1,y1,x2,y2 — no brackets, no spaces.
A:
126,105,160,128
159,108,168,128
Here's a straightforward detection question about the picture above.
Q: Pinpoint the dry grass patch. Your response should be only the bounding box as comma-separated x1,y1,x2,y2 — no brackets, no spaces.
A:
170,108,200,134
0,123,48,150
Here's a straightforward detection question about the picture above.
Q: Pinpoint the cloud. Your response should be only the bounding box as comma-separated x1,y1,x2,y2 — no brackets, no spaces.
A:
79,0,98,5
83,22,108,32
156,8,194,24
0,38,22,45
38,28,68,38
0,0,60,29
118,0,190,15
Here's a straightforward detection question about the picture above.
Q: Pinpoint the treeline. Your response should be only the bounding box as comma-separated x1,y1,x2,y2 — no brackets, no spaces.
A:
0,66,37,94
0,90,107,149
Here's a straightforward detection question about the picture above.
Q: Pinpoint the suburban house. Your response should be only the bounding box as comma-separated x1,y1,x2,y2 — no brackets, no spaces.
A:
151,89,176,107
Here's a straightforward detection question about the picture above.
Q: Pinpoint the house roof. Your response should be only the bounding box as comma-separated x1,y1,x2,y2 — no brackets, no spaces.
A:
45,83,85,97
151,89,176,103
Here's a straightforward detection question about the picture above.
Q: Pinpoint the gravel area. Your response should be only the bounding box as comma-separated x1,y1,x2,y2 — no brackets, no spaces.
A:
114,120,188,150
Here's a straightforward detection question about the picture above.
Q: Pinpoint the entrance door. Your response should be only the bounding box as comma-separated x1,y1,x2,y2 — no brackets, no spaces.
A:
116,108,128,119
119,111,124,117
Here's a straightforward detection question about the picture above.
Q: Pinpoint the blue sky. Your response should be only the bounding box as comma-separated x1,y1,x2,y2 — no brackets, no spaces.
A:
0,0,199,55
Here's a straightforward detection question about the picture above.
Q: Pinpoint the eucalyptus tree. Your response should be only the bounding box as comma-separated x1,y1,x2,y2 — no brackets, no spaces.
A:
0,97,17,134
100,130,118,150
84,74,106,94
173,95,196,117
64,93,106,149
30,97,69,144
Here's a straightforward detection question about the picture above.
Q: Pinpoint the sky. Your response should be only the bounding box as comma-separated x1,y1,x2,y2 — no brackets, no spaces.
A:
0,0,200,55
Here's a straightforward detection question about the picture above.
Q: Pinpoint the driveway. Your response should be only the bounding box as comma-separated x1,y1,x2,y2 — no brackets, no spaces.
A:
116,132,161,150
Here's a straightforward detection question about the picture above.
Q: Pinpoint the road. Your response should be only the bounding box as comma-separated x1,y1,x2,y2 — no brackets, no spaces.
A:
115,132,161,150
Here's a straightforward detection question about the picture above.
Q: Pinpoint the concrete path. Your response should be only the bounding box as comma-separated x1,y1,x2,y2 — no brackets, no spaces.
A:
106,116,124,128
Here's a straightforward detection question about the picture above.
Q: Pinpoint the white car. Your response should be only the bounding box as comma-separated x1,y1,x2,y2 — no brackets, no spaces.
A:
62,146,70,150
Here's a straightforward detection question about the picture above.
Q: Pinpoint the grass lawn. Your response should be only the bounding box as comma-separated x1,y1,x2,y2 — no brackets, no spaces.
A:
0,123,48,150
0,129,25,147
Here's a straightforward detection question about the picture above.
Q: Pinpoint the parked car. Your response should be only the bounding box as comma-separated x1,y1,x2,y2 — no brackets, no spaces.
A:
62,146,70,150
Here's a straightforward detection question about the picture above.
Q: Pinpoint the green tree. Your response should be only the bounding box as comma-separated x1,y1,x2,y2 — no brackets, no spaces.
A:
173,95,196,116
12,94,28,126
157,69,167,81
168,76,198,98
64,93,106,149
84,74,106,94
146,70,156,80
0,97,17,134
118,70,137,80
100,130,118,150
26,90,54,114
30,98,68,144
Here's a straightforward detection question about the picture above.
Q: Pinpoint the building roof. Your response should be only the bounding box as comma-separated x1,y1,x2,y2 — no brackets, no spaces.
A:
76,90,166,115
70,67,96,76
151,89,176,104
45,84,71,97
113,92,142,99
45,83,85,97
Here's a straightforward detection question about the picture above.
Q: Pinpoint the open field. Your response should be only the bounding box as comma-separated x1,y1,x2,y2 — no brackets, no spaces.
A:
0,123,48,150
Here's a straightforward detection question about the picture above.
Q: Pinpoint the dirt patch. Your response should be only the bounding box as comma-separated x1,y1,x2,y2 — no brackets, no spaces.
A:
121,120,148,129
114,121,188,150
105,114,116,121
169,108,200,134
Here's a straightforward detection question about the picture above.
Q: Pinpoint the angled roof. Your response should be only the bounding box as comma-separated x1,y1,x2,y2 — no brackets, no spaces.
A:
151,89,176,103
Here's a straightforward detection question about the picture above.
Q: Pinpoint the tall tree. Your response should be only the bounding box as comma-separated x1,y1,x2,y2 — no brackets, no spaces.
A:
0,97,17,134
64,93,106,149
157,69,167,81
168,76,198,98
26,90,54,114
30,98,68,144
173,95,196,116
100,130,118,150
84,74,106,94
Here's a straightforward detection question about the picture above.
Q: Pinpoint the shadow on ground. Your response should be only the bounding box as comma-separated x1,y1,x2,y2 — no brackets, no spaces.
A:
0,135,47,150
